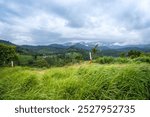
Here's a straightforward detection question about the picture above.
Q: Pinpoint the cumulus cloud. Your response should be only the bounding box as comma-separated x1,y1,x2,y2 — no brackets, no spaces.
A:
0,0,150,45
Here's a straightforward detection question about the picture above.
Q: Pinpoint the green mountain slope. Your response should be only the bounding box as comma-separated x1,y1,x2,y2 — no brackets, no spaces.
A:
0,40,150,56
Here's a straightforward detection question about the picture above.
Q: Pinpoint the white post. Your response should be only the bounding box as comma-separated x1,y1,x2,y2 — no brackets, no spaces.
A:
11,61,14,67
89,52,92,60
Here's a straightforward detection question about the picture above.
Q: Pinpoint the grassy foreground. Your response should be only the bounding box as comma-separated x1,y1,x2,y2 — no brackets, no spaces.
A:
0,63,150,100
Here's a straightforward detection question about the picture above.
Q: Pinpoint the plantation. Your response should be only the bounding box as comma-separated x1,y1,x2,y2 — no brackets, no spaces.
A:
0,63,150,100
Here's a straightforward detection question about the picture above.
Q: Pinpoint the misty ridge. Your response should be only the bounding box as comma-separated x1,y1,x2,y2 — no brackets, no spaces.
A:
0,39,150,68
0,40,150,57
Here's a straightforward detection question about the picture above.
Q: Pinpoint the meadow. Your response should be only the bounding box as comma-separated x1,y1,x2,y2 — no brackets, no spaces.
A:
0,62,150,100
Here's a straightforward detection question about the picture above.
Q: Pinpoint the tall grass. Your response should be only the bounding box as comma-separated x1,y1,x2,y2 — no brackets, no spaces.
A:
95,56,131,64
0,63,150,100
133,56,150,63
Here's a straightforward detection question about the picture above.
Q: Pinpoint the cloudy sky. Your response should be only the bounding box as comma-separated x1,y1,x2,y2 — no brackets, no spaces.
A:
0,0,150,45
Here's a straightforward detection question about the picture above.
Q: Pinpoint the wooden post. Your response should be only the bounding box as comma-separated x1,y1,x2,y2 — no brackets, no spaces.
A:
11,61,14,67
89,52,92,63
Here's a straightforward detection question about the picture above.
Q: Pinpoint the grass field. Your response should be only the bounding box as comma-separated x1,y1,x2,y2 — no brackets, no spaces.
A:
0,63,150,100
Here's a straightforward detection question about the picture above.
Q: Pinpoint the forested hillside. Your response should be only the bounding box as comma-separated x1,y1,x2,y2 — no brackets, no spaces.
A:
0,40,150,67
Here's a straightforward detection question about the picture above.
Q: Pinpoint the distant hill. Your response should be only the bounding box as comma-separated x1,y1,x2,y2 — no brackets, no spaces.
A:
0,40,15,46
71,43,92,50
0,40,150,56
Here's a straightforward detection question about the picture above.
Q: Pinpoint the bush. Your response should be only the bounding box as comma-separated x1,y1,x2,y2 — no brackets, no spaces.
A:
115,57,130,63
95,57,133,64
18,55,34,66
133,56,150,63
95,56,115,64
33,59,49,68
127,50,141,58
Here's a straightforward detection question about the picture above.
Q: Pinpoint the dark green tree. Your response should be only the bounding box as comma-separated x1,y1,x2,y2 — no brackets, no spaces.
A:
91,44,99,59
120,52,126,58
127,50,141,58
33,58,49,68
0,44,17,66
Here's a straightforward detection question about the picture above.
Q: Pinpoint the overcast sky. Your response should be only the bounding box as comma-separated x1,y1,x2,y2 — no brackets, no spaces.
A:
0,0,150,45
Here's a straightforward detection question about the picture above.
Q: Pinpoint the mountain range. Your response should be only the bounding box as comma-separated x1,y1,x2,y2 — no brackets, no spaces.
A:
0,40,150,56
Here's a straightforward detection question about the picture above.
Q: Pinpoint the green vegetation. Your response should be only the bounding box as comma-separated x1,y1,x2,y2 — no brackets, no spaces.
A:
0,42,150,100
0,41,150,67
0,63,150,100
95,57,131,64
0,44,17,66
17,55,33,66
133,56,150,63
127,50,141,58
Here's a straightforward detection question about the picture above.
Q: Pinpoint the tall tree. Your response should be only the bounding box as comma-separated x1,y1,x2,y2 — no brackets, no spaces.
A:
92,44,98,55
0,44,17,66
91,44,99,59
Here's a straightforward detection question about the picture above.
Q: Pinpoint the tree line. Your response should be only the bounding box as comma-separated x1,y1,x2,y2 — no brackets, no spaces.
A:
0,43,149,67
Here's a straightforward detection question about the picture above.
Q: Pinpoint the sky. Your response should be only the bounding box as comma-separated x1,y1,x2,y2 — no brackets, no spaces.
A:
0,0,150,45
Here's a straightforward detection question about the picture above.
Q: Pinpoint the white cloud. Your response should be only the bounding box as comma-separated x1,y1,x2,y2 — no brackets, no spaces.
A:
0,0,150,45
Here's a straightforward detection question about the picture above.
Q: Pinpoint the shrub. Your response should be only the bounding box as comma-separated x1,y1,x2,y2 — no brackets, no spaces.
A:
18,55,34,66
133,56,150,63
33,59,49,68
127,50,141,58
95,57,132,64
95,56,115,64
115,57,130,63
